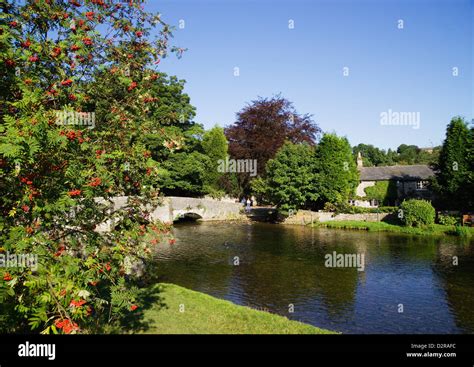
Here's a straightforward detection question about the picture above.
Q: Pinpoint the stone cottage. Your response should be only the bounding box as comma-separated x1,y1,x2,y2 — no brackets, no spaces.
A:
351,152,435,207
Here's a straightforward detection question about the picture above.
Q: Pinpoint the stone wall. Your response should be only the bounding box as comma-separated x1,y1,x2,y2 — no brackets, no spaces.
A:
283,210,391,225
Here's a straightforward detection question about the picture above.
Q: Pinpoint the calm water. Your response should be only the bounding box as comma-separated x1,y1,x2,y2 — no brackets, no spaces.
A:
151,222,474,334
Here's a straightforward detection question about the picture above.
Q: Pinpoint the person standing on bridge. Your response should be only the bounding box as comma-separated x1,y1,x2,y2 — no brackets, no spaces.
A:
246,198,251,213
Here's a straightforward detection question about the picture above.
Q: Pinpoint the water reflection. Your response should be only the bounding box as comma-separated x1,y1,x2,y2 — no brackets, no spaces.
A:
151,222,474,334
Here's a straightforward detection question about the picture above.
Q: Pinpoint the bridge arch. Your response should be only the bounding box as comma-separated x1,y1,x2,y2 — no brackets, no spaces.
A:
173,212,203,223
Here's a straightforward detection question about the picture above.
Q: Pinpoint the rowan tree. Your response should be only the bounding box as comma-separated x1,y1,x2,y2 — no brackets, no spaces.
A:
0,0,181,333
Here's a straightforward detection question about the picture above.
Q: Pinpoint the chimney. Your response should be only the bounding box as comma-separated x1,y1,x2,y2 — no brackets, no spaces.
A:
357,152,363,168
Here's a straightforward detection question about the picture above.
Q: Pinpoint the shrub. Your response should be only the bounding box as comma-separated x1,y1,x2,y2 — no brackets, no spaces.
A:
437,214,460,226
323,202,338,212
400,199,435,227
452,225,472,237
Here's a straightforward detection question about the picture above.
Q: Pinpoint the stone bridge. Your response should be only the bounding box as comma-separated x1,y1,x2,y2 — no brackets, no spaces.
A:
153,196,244,223
96,196,244,231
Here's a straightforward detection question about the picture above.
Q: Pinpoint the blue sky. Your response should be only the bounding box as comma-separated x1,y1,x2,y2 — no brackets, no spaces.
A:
148,0,473,150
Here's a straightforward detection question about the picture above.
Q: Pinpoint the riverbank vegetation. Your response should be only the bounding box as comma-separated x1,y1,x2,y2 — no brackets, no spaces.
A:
136,283,336,334
310,199,472,237
313,220,474,237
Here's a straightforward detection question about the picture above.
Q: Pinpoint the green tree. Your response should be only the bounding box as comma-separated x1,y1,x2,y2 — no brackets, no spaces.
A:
353,144,388,166
314,134,359,206
386,148,397,165
434,117,472,210
155,126,229,197
396,144,420,165
259,134,360,211
352,143,440,167
261,142,318,211
202,126,228,192
249,176,268,204
158,151,212,197
416,148,440,165
467,125,474,208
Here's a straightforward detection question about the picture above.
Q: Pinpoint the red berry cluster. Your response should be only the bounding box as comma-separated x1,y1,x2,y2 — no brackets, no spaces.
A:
68,189,81,197
88,177,101,187
82,37,93,46
70,299,86,308
54,319,79,334
127,81,138,91
60,130,84,143
61,79,73,87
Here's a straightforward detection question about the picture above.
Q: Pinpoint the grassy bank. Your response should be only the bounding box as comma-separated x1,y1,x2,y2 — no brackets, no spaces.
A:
313,220,474,237
137,283,336,334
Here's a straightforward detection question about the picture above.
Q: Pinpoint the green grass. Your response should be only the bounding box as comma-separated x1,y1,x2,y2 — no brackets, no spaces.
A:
138,283,336,334
313,220,474,237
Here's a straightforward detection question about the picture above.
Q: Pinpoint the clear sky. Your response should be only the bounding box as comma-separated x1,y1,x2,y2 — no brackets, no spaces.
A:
148,0,473,150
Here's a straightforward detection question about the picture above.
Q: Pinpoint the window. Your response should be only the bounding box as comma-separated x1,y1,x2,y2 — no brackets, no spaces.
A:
416,181,426,190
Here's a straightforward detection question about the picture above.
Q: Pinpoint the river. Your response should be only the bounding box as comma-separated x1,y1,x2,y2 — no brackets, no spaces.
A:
151,222,474,334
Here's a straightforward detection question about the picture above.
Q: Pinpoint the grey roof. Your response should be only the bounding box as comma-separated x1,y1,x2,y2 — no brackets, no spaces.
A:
359,165,435,181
